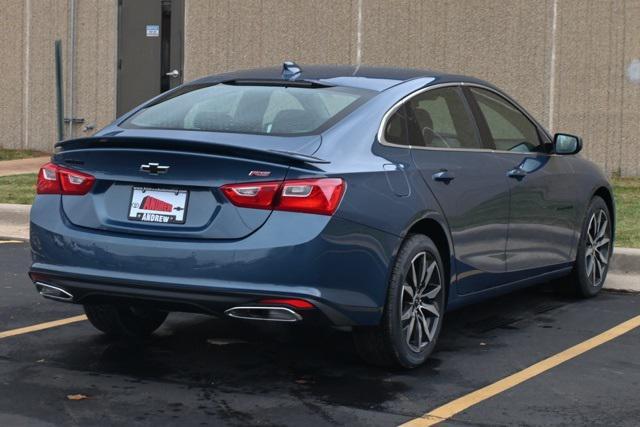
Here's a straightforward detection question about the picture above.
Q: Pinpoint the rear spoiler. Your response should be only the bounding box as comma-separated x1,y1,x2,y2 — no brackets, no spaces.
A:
55,136,330,168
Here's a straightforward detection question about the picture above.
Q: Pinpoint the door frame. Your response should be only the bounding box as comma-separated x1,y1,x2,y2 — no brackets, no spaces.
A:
377,82,553,154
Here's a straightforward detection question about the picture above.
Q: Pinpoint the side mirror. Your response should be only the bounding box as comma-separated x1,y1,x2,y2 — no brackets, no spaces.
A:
553,133,582,155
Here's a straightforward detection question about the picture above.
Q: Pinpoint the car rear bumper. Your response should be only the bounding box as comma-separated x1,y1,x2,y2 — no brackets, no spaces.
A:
28,270,346,325
29,196,400,326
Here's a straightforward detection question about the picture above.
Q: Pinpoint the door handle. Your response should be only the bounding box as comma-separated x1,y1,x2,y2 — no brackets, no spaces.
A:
432,170,455,183
507,167,527,179
166,69,180,78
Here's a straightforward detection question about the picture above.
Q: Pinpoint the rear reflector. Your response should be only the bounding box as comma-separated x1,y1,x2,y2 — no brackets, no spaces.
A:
37,162,95,196
221,178,345,216
258,298,315,309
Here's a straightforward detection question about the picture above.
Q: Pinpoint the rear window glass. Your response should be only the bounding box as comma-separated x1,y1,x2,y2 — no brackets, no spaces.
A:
121,83,374,136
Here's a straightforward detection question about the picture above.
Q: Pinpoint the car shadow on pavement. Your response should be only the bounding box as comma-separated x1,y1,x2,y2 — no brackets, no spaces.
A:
45,283,584,411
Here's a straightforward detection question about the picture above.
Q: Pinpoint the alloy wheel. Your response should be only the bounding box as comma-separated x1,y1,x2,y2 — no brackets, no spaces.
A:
585,209,610,287
400,252,442,352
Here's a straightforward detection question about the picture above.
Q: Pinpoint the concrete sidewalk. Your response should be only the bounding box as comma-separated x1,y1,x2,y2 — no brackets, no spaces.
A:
0,202,638,292
0,156,50,177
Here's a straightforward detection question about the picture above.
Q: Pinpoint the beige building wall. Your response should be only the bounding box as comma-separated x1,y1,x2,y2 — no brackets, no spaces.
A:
183,0,359,79
358,0,552,129
621,1,640,177
184,0,640,177
553,0,640,176
2,0,639,176
0,1,27,150
0,0,116,155
185,0,553,124
73,0,118,141
24,0,70,152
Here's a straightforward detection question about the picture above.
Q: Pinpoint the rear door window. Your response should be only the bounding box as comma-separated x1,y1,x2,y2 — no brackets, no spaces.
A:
405,87,482,149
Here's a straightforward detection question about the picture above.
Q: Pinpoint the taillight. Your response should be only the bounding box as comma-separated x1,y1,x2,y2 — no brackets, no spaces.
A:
37,163,62,194
221,178,345,216
220,182,280,209
36,162,95,196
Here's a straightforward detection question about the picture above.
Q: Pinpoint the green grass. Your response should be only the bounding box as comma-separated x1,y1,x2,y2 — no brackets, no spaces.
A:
0,173,638,247
0,173,37,204
612,178,640,248
0,148,48,161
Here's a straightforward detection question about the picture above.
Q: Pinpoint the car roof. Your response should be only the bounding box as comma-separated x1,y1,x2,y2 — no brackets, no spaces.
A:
190,65,492,92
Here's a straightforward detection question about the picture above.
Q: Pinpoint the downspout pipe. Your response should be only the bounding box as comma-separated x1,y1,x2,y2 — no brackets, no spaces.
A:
67,0,76,139
54,39,64,141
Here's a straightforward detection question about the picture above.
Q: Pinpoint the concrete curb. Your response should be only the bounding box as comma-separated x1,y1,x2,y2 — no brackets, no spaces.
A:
610,248,640,274
0,203,638,292
0,203,30,241
604,273,640,293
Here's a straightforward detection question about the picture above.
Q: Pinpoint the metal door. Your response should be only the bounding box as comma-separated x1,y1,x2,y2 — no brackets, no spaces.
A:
464,86,577,273
495,153,577,271
117,0,184,116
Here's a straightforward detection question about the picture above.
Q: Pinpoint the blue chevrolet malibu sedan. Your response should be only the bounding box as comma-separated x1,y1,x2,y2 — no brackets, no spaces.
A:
29,63,614,368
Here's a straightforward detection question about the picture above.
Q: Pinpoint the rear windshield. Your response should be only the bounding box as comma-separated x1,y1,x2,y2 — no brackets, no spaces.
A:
121,83,374,136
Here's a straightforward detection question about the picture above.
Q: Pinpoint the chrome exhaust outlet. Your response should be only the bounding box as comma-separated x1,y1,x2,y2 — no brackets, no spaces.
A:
224,306,302,322
35,282,74,302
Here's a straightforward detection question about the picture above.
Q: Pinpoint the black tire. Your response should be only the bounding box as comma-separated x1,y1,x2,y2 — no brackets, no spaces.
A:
353,234,446,368
83,304,168,338
567,196,612,297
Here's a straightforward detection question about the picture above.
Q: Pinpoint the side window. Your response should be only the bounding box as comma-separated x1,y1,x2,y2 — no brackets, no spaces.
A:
384,104,409,146
406,87,481,149
469,88,541,152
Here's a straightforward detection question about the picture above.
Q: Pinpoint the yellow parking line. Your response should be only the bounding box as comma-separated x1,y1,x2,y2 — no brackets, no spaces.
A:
401,314,640,427
0,240,23,244
0,315,87,340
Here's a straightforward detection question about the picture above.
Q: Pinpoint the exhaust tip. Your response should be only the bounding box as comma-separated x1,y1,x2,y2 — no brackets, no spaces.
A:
224,306,302,322
35,282,74,302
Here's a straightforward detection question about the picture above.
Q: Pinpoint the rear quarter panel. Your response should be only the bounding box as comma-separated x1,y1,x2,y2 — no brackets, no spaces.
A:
305,78,458,292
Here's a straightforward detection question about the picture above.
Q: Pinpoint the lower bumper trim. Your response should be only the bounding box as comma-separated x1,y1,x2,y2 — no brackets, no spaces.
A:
28,270,355,326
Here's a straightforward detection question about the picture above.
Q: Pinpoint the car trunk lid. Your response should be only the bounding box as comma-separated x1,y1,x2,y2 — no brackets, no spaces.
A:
54,133,325,240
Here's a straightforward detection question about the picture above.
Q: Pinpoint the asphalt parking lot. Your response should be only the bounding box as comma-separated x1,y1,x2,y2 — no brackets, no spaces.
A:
1,240,639,426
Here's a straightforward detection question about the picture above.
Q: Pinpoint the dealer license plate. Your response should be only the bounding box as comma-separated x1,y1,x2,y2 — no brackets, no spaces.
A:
128,187,188,224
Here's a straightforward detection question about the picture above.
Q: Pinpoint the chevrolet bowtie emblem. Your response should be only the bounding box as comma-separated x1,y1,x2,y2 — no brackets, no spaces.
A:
140,163,169,175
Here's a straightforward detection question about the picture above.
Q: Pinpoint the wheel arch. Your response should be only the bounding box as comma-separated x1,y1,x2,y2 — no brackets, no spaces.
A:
592,186,615,243
405,216,455,304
